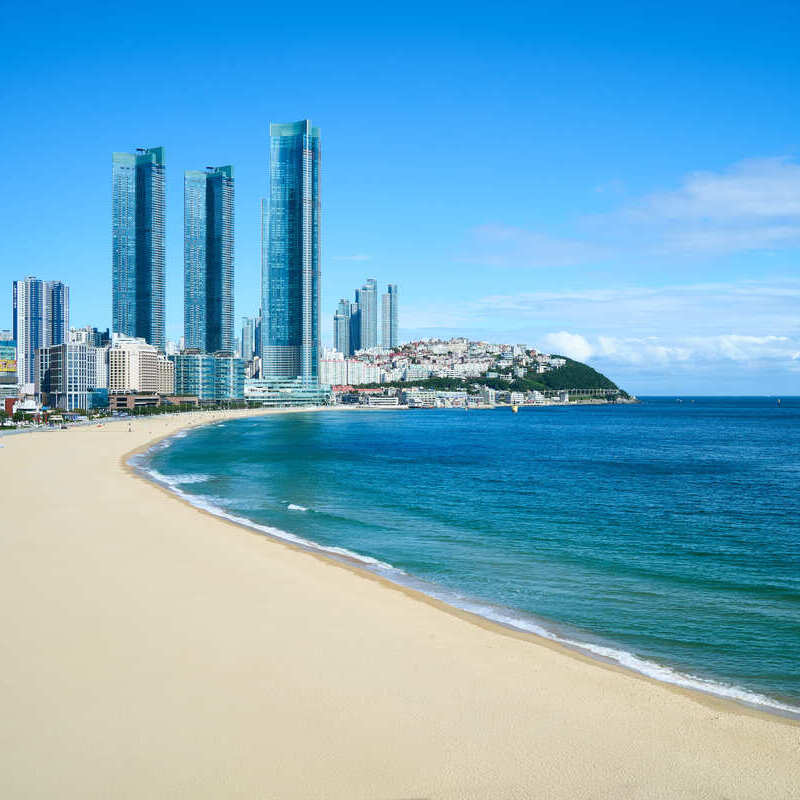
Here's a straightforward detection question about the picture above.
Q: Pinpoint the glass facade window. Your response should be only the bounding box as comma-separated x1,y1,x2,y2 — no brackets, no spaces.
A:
112,147,165,351
170,353,245,401
184,166,234,354
382,284,399,348
261,121,320,381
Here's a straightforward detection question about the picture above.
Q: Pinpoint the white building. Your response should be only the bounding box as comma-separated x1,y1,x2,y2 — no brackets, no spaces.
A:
109,334,174,394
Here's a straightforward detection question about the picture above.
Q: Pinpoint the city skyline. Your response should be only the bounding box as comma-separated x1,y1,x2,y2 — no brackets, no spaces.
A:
2,3,799,394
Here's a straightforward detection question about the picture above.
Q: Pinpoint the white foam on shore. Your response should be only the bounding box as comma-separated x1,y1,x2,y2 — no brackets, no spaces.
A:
132,436,800,721
138,462,396,572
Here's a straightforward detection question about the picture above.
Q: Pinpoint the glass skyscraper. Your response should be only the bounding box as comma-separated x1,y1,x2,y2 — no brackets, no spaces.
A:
184,166,234,354
382,284,399,348
12,277,69,389
112,146,166,351
261,121,320,380
333,299,351,355
357,278,378,350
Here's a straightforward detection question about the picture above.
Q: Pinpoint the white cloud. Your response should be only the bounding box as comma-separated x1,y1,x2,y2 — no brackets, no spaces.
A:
540,332,799,368
631,157,800,221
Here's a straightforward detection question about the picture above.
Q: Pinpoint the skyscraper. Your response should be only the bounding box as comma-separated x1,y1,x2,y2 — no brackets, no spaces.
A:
333,299,351,355
241,315,257,362
12,277,69,389
382,284,399,348
357,278,378,350
184,166,234,354
112,146,165,351
261,121,321,380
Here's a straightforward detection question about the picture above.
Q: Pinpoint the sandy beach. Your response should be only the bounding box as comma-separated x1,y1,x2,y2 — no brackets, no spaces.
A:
0,408,797,799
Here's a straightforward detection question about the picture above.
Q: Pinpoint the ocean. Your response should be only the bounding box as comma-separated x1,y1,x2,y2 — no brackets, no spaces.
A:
134,397,800,716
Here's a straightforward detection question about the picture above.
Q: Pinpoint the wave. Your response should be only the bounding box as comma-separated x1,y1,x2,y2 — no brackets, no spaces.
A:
132,448,800,721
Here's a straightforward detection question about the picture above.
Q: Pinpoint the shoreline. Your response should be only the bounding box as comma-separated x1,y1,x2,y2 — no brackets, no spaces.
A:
128,408,800,724
1,406,798,798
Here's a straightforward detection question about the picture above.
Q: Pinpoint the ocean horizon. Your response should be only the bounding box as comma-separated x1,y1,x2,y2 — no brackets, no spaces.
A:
134,397,800,717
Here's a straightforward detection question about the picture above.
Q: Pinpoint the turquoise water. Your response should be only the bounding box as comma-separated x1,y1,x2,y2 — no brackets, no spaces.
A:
137,398,800,715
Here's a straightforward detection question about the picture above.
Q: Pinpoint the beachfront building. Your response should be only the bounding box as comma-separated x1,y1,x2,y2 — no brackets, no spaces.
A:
108,334,174,395
170,352,245,401
13,277,69,393
261,120,320,382
36,342,108,411
381,284,399,348
112,146,166,351
184,166,234,354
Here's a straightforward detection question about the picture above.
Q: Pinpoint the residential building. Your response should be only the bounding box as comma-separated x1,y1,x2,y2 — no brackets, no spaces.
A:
333,299,351,356
12,277,69,391
36,342,107,411
108,334,174,394
381,284,399,348
69,326,110,347
241,315,257,362
348,301,361,354
112,146,165,350
261,120,320,381
0,329,12,340
356,278,378,350
170,352,245,401
184,166,234,353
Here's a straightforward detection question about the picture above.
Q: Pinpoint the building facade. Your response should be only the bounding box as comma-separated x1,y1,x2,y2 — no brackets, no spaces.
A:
356,278,378,350
184,166,234,354
36,342,107,411
112,147,166,351
170,353,245,401
108,334,174,394
333,299,351,356
382,284,399,348
13,277,69,391
241,315,257,362
261,120,320,381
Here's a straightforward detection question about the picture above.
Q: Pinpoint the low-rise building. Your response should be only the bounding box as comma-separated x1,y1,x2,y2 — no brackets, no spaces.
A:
170,353,245,401
109,335,174,395
36,342,107,411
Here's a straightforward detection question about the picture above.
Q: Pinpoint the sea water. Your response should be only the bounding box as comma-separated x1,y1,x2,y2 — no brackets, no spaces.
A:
136,398,800,715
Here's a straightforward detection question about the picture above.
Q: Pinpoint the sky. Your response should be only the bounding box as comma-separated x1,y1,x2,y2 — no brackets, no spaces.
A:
1,0,799,395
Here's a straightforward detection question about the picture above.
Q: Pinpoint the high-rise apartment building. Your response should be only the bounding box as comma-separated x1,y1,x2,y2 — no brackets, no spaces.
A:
12,277,69,390
357,278,378,350
382,284,399,348
241,315,257,362
112,147,166,351
261,120,320,380
184,166,234,354
333,299,351,355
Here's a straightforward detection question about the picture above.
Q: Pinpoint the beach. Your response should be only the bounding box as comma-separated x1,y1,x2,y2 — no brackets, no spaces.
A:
0,409,798,799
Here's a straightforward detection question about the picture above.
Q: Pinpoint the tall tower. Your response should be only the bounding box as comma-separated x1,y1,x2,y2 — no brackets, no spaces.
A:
382,284,399,348
261,121,321,380
333,299,351,355
12,277,69,389
112,146,166,351
357,278,378,350
184,166,234,354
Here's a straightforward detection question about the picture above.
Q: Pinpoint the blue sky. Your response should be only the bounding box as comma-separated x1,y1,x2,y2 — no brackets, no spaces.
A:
1,0,799,394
